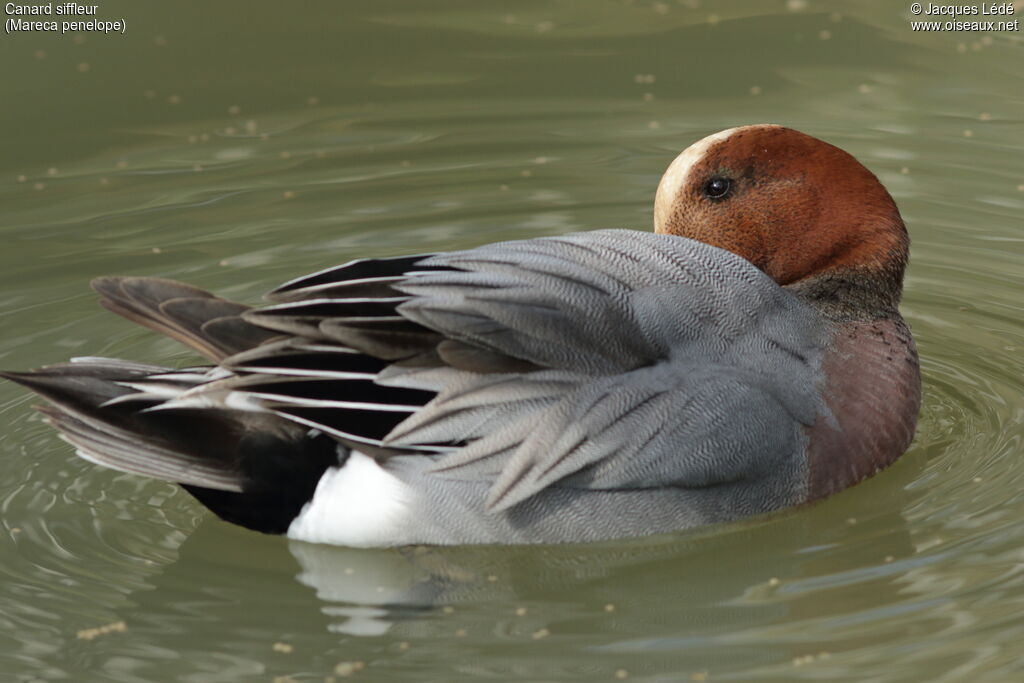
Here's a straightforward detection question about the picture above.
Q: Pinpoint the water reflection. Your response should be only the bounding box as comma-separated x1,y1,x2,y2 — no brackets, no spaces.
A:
88,452,922,681
286,453,922,645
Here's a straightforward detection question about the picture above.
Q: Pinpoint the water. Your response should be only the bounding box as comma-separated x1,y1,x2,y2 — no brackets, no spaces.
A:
1,1,1022,680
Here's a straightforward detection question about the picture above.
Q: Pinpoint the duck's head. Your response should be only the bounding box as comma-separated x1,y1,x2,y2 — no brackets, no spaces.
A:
654,125,908,312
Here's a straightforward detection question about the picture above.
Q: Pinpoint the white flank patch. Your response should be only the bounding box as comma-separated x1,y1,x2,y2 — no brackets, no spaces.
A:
287,451,414,547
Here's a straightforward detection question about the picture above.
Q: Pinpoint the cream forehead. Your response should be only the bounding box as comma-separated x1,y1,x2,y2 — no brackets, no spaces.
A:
653,125,780,232
653,128,738,231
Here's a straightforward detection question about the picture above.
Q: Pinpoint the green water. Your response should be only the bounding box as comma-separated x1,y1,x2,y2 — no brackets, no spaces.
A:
2,1,1022,680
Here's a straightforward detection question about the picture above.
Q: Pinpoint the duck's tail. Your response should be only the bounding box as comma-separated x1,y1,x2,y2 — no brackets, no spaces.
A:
1,278,341,534
90,276,280,362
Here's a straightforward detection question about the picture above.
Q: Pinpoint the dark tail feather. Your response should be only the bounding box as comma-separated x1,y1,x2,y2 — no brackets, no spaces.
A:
0,360,167,432
91,277,280,362
2,361,341,534
0,362,244,490
37,405,244,491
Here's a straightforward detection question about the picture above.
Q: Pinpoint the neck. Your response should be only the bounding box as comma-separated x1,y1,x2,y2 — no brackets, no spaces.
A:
784,267,903,322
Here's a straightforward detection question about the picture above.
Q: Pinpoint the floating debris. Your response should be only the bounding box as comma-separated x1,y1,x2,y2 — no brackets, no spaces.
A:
76,621,126,641
333,660,365,676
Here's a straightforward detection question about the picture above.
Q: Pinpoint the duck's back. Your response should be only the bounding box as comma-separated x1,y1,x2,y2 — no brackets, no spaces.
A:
273,230,834,545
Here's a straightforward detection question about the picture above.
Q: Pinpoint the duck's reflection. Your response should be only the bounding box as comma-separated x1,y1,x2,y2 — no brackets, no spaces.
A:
112,453,927,680
289,542,439,636
285,453,925,652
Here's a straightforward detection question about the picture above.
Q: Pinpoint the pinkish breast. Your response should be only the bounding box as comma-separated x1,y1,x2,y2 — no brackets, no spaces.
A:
805,317,921,501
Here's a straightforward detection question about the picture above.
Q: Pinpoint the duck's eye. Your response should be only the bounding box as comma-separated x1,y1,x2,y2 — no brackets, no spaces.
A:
703,177,732,200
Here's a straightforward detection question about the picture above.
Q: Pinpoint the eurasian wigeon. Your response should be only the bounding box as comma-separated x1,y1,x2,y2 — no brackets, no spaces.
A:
2,125,921,546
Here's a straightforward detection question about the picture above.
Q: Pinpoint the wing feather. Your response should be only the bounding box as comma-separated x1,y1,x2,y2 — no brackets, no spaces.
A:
225,231,826,508
20,231,827,514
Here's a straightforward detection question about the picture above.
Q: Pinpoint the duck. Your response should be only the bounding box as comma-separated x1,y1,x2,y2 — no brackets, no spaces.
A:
1,125,921,547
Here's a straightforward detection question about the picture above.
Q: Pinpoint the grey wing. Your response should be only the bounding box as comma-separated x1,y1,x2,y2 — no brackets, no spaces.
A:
379,231,828,510
243,230,829,510
425,366,814,512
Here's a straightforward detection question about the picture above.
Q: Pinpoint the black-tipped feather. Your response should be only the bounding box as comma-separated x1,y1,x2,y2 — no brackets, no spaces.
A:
266,254,442,302
318,318,442,360
225,341,389,377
